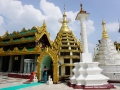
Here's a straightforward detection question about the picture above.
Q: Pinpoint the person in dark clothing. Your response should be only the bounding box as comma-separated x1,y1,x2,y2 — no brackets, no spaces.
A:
43,70,47,83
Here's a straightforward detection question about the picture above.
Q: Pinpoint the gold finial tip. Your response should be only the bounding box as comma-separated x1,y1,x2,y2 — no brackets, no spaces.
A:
43,20,46,26
64,4,65,12
102,19,106,25
63,4,66,16
80,4,82,8
102,19,109,38
80,3,86,13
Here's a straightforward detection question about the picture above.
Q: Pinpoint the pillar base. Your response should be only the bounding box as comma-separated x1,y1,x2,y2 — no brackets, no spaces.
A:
68,82,115,89
67,82,75,87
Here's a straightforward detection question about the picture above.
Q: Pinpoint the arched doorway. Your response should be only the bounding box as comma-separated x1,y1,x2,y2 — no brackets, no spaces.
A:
37,47,58,83
40,55,53,81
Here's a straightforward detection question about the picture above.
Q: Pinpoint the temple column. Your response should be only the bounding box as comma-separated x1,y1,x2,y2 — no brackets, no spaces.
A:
80,18,88,53
8,56,13,72
34,55,38,72
27,63,30,73
31,62,34,72
24,62,26,73
20,55,24,73
0,57,3,72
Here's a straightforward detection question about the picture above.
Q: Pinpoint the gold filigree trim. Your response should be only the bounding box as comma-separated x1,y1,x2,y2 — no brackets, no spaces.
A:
34,45,41,52
0,48,4,53
13,47,19,52
21,37,26,42
22,47,28,52
7,49,12,53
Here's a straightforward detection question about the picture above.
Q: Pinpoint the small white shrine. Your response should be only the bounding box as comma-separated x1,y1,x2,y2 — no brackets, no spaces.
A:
94,19,120,80
46,75,53,85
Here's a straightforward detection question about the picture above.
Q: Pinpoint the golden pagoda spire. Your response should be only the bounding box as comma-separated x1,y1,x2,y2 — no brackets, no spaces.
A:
59,4,71,32
63,4,67,23
102,19,109,38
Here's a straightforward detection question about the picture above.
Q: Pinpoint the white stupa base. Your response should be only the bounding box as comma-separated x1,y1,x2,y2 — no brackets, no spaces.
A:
76,62,109,86
46,81,53,85
69,53,113,89
70,75,77,84
99,65,120,80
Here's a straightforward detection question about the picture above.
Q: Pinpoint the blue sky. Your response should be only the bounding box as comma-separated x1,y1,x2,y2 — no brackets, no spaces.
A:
0,0,120,54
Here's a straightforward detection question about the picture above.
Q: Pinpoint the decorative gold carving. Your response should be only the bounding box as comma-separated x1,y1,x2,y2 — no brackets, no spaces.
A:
0,48,42,56
35,21,52,46
0,21,52,48
7,49,11,53
12,31,17,34
2,28,35,41
9,38,13,43
13,47,19,52
0,37,2,41
22,47,28,52
0,48,4,53
27,37,31,41
31,26,37,30
37,47,58,83
16,32,20,37
21,28,26,32
14,56,18,60
34,45,41,53
21,37,26,43
1,31,8,38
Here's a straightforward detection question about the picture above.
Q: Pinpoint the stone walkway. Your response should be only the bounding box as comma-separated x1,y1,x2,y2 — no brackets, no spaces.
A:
0,76,120,90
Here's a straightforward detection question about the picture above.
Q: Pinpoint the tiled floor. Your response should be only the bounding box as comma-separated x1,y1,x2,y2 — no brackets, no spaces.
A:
0,76,120,90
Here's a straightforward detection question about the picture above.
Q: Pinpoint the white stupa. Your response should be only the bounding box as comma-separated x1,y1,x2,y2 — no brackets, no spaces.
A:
69,4,113,89
94,19,120,80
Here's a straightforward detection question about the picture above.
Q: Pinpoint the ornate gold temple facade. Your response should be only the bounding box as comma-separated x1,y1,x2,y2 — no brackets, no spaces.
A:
0,7,82,83
0,21,57,81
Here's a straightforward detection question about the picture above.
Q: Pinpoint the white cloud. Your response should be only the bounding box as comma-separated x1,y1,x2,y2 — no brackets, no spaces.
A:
0,16,6,35
106,21,119,32
0,16,4,25
0,0,95,40
66,11,79,32
88,43,96,57
86,20,95,35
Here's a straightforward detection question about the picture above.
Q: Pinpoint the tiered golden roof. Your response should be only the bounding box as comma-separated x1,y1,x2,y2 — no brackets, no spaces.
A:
53,5,82,60
0,20,52,56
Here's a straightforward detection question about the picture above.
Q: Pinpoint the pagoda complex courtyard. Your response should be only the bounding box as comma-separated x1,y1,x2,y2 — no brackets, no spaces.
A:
0,2,120,90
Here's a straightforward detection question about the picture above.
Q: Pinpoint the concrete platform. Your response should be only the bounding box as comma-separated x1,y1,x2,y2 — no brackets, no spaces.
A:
0,76,120,90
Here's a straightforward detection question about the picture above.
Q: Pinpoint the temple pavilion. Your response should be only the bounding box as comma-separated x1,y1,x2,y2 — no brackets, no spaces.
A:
0,21,51,73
